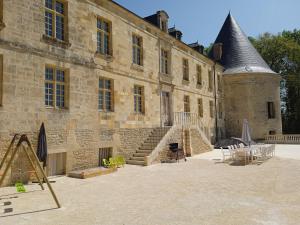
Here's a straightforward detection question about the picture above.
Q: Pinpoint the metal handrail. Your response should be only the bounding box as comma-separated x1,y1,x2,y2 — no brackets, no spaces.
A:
173,112,211,144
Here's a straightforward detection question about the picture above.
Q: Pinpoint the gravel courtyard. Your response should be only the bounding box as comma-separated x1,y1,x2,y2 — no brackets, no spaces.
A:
1,145,300,225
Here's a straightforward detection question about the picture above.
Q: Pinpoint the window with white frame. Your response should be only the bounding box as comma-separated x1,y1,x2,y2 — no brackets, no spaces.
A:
184,95,190,113
98,78,113,112
132,34,143,66
44,0,67,41
134,85,144,114
197,65,202,85
198,98,203,118
97,17,112,55
45,66,67,108
183,59,189,81
160,49,169,74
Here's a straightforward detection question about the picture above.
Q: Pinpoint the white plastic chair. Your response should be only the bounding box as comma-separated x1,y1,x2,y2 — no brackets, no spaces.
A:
221,147,232,162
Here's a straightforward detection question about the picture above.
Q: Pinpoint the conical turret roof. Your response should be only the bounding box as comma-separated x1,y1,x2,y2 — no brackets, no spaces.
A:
211,13,276,75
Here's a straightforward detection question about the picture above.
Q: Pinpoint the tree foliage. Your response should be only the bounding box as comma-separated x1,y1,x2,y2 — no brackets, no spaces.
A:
249,30,300,134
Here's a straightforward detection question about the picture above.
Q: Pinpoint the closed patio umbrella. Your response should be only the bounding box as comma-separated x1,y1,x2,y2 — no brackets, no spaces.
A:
37,123,47,168
242,119,252,146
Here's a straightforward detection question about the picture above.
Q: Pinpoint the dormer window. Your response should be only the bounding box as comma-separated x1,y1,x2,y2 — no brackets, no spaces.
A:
160,20,167,32
158,11,169,32
144,10,169,32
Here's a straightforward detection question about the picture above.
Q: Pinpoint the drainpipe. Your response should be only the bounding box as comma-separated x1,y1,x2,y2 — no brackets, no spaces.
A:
212,43,223,144
213,61,218,144
158,39,162,128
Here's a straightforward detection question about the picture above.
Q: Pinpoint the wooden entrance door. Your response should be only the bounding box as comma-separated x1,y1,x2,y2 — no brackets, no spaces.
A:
161,92,172,126
47,153,66,176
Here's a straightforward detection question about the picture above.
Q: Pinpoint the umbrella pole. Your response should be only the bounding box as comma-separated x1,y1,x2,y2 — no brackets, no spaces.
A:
22,145,44,190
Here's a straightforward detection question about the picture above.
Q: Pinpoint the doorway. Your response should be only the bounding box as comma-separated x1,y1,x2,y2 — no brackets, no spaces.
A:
161,91,172,126
47,152,66,176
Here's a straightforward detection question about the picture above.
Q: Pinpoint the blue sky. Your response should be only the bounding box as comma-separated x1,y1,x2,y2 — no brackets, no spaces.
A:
114,0,300,46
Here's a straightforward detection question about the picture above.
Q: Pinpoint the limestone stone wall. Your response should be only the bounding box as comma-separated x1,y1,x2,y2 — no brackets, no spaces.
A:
157,127,183,163
224,73,282,140
190,129,212,155
117,128,154,160
0,0,224,184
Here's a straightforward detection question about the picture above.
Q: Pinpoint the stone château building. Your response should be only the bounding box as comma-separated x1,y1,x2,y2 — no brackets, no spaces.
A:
0,0,281,183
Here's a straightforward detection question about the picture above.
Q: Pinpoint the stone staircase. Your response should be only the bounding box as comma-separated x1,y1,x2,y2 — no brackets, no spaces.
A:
190,128,213,155
127,127,170,166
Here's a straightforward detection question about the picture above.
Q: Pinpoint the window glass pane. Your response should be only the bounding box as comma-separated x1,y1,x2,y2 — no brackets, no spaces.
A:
45,0,53,9
133,46,136,64
104,34,109,55
98,91,103,110
56,84,65,108
56,70,65,82
99,79,104,89
97,19,102,30
45,83,54,106
103,21,109,32
97,32,102,53
56,15,64,40
137,48,141,65
105,92,111,111
134,96,137,112
55,1,64,14
45,11,53,36
45,67,54,80
104,80,111,89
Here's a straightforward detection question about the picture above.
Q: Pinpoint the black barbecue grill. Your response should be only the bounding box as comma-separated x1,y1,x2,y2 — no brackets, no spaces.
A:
169,143,179,153
169,143,186,162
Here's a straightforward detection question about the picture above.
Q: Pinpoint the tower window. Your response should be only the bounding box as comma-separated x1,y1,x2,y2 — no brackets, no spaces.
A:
267,102,275,119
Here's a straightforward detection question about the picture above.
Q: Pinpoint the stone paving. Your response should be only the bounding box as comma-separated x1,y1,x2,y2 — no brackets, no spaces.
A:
0,145,300,225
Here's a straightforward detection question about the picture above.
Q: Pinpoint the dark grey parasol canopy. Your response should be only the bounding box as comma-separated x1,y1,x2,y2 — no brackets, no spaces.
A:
37,123,47,168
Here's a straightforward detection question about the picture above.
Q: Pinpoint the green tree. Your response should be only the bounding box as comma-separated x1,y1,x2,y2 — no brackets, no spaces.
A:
249,30,300,133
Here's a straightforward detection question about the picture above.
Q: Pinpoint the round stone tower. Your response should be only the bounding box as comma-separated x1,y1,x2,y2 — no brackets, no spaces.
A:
212,13,282,140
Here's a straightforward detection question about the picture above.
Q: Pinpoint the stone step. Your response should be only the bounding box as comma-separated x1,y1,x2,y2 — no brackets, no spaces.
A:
136,149,153,153
130,156,145,161
126,160,145,166
143,140,161,144
147,134,168,139
139,145,155,151
133,153,148,157
140,143,156,148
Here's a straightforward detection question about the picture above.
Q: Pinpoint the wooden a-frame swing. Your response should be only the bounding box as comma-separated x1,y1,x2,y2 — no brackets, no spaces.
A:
0,134,61,208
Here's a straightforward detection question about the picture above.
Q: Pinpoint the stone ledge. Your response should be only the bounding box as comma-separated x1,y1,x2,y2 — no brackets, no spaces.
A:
159,73,173,84
196,83,202,89
182,79,190,86
95,52,114,62
130,63,144,72
41,35,71,49
68,167,117,179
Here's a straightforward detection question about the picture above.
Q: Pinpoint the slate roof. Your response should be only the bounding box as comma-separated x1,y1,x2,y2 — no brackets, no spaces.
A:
210,13,276,75
144,10,169,27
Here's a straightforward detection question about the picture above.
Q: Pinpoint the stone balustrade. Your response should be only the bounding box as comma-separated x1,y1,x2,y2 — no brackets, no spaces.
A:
265,134,300,144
